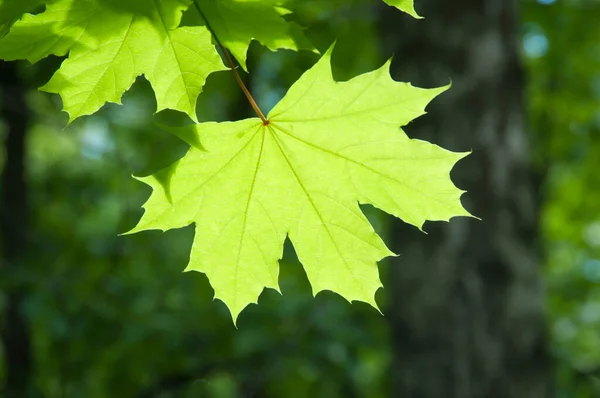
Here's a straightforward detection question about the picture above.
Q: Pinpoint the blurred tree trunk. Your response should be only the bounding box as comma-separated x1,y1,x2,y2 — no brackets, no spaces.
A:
0,61,33,397
379,1,551,397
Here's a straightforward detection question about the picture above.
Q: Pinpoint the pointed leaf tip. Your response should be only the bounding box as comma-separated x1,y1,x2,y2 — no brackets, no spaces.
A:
383,0,423,19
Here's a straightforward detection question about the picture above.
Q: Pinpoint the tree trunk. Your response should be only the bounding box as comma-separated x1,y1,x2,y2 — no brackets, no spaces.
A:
0,61,33,397
379,1,551,397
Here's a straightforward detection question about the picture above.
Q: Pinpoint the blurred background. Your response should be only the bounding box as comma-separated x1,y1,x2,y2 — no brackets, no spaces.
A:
1,0,599,396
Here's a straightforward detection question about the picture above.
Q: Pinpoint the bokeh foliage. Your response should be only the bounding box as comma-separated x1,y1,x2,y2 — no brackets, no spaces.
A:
523,0,600,396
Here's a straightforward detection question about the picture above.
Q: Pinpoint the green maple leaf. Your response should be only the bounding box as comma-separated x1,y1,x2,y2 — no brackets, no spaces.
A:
0,0,226,122
192,0,314,70
383,0,421,18
128,47,471,323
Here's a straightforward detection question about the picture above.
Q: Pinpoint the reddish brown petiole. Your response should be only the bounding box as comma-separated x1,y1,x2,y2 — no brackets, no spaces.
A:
193,0,268,125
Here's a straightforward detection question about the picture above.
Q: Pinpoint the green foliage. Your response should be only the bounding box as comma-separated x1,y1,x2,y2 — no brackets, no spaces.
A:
2,0,599,394
0,0,419,122
0,0,470,321
0,0,226,121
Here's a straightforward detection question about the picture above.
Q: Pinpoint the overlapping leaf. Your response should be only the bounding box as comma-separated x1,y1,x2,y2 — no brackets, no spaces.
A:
129,47,470,323
190,0,422,70
0,0,226,121
192,0,314,70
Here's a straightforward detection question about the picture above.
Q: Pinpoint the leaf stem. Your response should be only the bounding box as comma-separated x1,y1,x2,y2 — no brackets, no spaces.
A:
193,1,269,125
221,49,269,125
